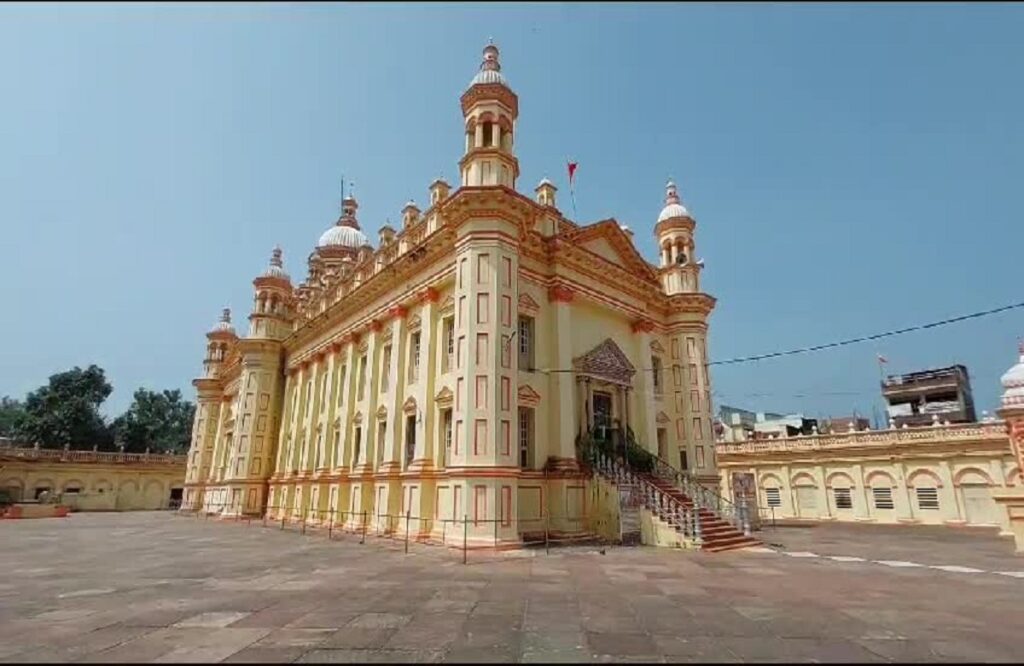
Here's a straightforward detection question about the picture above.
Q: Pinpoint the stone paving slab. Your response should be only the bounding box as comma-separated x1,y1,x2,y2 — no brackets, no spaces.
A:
2,512,1024,663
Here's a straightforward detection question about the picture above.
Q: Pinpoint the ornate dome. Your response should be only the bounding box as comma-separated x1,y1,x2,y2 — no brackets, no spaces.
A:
262,246,290,281
318,225,369,249
318,195,370,249
658,180,691,222
1000,340,1024,407
209,308,235,335
467,42,510,90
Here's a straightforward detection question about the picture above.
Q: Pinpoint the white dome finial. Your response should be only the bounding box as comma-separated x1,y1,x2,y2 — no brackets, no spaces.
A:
1000,337,1024,408
468,40,509,89
658,177,690,222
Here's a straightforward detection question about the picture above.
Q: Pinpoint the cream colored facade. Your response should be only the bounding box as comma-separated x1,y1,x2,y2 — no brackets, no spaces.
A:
0,446,186,511
716,422,1018,533
182,44,721,546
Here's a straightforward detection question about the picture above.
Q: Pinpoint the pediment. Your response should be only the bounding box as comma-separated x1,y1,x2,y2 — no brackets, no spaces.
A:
656,411,670,424
376,405,388,419
518,384,541,407
439,295,455,314
572,338,636,386
403,396,418,414
434,386,454,407
518,293,540,316
407,314,423,331
566,220,659,282
650,340,666,355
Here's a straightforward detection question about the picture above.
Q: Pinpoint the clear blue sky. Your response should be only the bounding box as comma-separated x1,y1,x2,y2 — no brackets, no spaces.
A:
2,3,1023,423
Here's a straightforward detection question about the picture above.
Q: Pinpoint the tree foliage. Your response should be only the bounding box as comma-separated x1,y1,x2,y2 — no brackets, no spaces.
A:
0,396,26,438
17,365,114,449
112,388,196,454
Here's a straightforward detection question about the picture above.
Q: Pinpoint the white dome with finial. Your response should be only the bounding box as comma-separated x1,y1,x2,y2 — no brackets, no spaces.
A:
318,194,370,249
209,307,235,335
1000,339,1024,407
658,180,691,222
468,41,510,89
262,246,291,281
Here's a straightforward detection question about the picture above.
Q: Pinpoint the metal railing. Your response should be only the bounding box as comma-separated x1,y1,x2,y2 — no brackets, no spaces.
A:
174,501,595,564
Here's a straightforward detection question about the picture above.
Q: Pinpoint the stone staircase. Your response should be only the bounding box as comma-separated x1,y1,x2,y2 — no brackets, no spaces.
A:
582,431,761,553
644,475,761,552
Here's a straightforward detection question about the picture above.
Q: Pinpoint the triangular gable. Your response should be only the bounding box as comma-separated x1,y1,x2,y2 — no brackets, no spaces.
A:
434,386,454,407
376,405,388,419
566,220,659,282
518,293,540,316
650,340,666,355
656,411,670,424
403,396,418,414
518,384,541,407
572,338,636,386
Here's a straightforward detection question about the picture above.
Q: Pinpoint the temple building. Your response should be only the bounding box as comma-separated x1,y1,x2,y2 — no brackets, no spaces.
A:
182,43,720,545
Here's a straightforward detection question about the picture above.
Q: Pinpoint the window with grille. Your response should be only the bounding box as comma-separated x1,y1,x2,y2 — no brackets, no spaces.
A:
405,415,417,467
518,316,534,369
443,317,455,372
357,355,367,401
409,333,421,382
380,345,392,392
441,409,453,467
765,487,781,507
916,487,940,510
834,487,853,509
353,426,362,467
872,487,894,510
518,407,534,469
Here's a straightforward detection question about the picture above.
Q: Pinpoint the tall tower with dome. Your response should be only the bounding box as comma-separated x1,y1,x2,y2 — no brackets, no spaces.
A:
179,41,744,550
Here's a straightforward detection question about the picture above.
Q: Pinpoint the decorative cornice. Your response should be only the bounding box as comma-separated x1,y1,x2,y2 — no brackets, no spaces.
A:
420,286,441,304
631,319,656,334
547,285,574,303
388,305,408,321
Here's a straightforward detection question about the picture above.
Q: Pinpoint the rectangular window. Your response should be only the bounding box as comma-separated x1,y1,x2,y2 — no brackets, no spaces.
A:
692,417,703,440
518,316,534,369
357,355,367,401
405,415,417,467
916,487,940,510
873,487,895,510
518,407,534,469
376,421,386,466
689,363,699,387
695,446,705,468
319,372,328,412
305,379,313,415
765,488,781,508
337,366,346,407
443,317,455,372
679,449,689,471
442,409,453,467
380,346,392,392
652,356,663,393
353,426,362,467
834,487,853,510
409,332,422,382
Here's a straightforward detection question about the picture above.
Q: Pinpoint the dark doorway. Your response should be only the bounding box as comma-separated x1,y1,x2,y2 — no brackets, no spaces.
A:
593,392,613,440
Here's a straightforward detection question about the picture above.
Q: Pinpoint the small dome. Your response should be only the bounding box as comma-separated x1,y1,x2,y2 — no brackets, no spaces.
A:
319,225,369,249
262,246,291,281
1000,340,1024,407
467,41,510,90
209,308,235,335
658,180,691,222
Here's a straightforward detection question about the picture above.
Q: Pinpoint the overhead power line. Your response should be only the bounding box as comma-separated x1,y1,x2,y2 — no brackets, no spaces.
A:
708,300,1024,367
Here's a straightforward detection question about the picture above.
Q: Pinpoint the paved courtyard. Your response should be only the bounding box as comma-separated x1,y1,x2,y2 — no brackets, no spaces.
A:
1,512,1023,663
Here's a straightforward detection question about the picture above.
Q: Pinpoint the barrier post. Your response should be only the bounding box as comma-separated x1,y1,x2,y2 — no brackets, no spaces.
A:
281,512,286,530
301,509,307,535
442,520,446,544
405,511,411,554
463,515,468,565
545,513,550,555
361,511,367,544
328,517,334,540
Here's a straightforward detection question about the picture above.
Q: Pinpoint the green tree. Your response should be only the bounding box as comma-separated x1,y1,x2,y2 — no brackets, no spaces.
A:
17,365,114,449
0,396,26,438
112,388,195,454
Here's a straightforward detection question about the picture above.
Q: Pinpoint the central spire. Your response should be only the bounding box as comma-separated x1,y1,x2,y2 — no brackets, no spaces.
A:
459,41,520,189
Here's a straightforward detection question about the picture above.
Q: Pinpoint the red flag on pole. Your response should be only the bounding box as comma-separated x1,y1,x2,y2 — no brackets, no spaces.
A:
567,161,578,183
567,161,579,220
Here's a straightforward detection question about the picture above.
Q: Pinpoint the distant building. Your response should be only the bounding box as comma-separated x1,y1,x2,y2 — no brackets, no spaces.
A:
819,416,871,434
715,406,816,441
882,365,976,428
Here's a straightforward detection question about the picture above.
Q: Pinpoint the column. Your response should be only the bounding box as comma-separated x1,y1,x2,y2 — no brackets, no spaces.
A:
474,123,484,149
548,286,577,462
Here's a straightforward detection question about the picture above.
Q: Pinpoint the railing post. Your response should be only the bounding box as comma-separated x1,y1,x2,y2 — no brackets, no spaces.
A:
741,497,751,538
693,505,702,543
361,510,367,544
405,511,411,554
281,512,286,530
301,509,307,535
328,517,333,540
